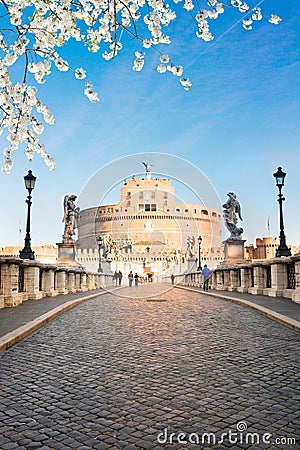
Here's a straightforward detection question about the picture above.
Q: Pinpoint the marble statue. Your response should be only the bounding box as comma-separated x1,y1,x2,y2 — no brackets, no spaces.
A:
142,161,153,173
186,235,195,258
62,195,80,242
223,192,243,240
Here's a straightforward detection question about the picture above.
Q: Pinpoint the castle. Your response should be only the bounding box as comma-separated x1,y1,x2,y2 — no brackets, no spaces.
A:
76,165,223,279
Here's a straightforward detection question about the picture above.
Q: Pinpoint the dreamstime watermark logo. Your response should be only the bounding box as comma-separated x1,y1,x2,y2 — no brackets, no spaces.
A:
157,421,297,447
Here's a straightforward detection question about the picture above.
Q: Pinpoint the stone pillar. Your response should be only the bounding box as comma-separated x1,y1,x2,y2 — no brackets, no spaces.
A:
42,268,56,297
223,269,230,290
88,274,95,290
237,267,251,293
210,271,217,289
66,271,76,294
56,270,68,295
215,270,223,290
248,265,264,295
80,273,87,291
75,272,81,291
292,259,300,303
228,268,240,292
25,265,43,300
2,261,23,307
264,262,287,297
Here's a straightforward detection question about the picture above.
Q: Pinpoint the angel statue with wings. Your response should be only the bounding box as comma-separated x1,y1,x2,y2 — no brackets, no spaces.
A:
62,194,80,242
186,235,196,258
142,161,153,174
223,192,243,240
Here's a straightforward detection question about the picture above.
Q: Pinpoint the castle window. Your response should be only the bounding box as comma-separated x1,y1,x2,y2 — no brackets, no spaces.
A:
139,192,144,199
201,209,208,215
212,212,217,217
127,191,131,198
164,192,168,198
176,208,180,212
194,209,197,213
145,204,150,211
151,204,157,211
185,209,189,213
127,201,131,207
151,191,155,198
138,204,144,210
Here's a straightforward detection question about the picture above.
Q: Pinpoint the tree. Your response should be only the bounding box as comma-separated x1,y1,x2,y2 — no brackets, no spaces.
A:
0,0,281,173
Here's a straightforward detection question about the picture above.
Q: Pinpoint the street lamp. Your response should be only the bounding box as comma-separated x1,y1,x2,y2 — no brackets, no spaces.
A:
19,170,36,260
273,166,291,257
97,236,103,272
197,236,202,271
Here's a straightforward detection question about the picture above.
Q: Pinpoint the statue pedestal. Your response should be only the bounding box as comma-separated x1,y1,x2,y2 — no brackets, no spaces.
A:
57,242,80,268
102,259,113,274
222,239,246,265
187,257,197,272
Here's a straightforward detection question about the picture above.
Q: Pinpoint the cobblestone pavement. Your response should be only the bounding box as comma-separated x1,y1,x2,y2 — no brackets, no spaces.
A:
0,284,299,450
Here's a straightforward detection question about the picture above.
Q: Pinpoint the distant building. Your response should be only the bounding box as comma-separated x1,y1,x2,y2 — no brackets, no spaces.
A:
245,237,299,261
77,166,223,278
0,245,58,264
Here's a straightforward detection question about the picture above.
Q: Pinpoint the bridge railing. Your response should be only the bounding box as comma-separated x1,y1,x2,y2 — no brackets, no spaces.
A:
0,257,114,308
162,255,300,303
162,272,205,287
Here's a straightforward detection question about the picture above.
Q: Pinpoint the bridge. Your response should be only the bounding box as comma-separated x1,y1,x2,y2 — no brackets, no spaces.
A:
0,282,299,449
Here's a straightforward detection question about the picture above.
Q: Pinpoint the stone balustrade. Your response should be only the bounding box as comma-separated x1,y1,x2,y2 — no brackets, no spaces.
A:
0,257,114,308
163,255,300,303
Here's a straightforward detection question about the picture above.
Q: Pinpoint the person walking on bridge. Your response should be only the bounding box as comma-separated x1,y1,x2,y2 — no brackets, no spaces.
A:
202,264,211,291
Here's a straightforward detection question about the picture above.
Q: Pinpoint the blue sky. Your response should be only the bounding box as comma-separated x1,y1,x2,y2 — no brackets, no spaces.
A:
0,0,299,248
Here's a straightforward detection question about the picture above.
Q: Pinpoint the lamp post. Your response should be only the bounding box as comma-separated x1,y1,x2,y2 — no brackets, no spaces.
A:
197,236,202,271
273,166,291,257
97,236,103,272
19,170,36,260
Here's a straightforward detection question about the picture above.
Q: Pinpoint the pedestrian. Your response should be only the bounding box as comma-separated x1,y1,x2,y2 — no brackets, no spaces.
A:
113,270,118,286
171,273,175,285
118,270,123,286
202,264,211,291
128,271,133,287
134,273,139,287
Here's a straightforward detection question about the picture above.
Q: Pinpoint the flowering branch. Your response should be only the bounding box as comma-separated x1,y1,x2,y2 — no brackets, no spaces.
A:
0,0,281,173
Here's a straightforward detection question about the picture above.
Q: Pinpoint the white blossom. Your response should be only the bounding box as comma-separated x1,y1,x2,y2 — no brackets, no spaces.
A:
183,0,195,11
84,82,100,103
157,64,167,73
75,68,87,79
55,58,69,72
160,55,170,64
239,3,249,13
252,8,262,21
143,39,152,49
243,18,253,30
132,58,145,71
180,78,192,91
269,15,282,25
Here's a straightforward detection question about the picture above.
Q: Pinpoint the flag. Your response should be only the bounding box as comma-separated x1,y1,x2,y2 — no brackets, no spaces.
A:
19,219,22,235
267,216,270,236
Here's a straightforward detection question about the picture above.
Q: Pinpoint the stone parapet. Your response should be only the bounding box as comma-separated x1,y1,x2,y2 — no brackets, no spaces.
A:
0,257,114,309
163,254,300,303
